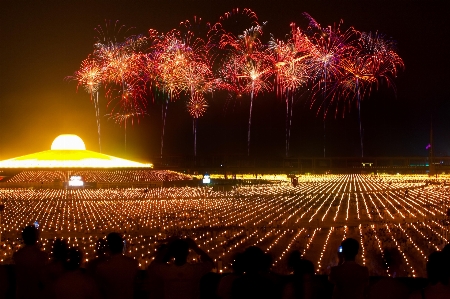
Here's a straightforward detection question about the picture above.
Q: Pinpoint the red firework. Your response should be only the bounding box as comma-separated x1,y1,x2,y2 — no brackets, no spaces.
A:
187,93,208,119
214,22,274,155
69,10,404,158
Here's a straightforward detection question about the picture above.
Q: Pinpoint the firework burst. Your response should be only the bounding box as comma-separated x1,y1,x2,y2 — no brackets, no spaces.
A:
150,27,213,157
187,93,209,156
187,93,208,119
215,23,273,155
269,23,313,156
302,13,357,117
335,30,404,156
70,10,403,158
106,81,148,151
70,56,104,152
72,56,103,95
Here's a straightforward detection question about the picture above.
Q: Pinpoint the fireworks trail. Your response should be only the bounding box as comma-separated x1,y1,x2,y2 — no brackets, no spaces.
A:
176,22,214,97
187,93,208,156
179,19,214,156
269,23,312,156
207,7,260,109
70,21,148,153
208,8,259,47
269,38,296,157
337,31,404,157
150,25,213,157
70,10,403,157
106,81,148,151
158,95,169,159
302,13,356,116
302,13,356,157
107,108,147,153
70,56,104,152
150,29,185,158
180,16,212,46
216,23,273,156
97,39,147,151
94,33,148,93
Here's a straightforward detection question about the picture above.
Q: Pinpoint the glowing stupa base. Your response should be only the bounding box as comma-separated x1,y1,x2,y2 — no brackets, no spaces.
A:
0,134,152,169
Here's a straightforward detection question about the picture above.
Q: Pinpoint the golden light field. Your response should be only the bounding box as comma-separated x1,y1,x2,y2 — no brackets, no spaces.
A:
0,174,449,277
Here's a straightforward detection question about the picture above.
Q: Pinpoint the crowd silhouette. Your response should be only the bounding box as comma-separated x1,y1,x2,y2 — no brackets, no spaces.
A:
1,226,450,299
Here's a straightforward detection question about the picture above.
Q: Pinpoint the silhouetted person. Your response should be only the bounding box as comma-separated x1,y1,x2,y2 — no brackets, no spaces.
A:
409,251,450,299
199,271,222,299
42,239,68,299
329,238,369,299
86,238,108,276
442,243,450,284
151,237,213,299
13,225,48,299
145,243,168,299
95,232,139,299
368,247,409,299
0,263,9,299
231,246,278,299
53,247,101,299
282,251,315,299
217,252,245,299
382,247,404,278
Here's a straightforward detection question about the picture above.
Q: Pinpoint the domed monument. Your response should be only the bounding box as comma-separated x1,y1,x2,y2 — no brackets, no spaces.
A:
0,134,152,169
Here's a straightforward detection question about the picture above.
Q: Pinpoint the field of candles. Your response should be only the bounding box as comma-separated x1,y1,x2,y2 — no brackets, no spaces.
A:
0,174,449,277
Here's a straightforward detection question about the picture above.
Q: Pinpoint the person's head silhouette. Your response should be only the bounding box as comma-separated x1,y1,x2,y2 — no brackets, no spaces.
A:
65,247,83,271
242,246,266,274
341,238,359,261
52,238,68,261
22,225,39,246
443,243,450,255
427,251,448,285
169,238,189,266
231,252,245,275
106,232,124,255
443,243,450,282
287,250,314,275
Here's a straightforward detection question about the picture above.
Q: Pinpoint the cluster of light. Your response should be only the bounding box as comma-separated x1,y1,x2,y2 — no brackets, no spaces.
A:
383,224,416,277
0,135,152,169
371,226,390,276
0,174,449,276
429,220,449,243
0,158,150,169
187,93,208,119
265,230,288,253
358,224,365,265
272,229,305,269
316,227,334,273
6,170,188,184
302,228,320,258
409,223,440,251
69,9,403,156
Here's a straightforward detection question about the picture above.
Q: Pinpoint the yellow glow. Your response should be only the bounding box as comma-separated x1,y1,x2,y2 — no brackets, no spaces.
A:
0,134,152,169
51,134,86,150
0,150,152,168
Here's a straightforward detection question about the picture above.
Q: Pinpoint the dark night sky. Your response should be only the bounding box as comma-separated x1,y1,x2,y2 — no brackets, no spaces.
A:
0,0,449,163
